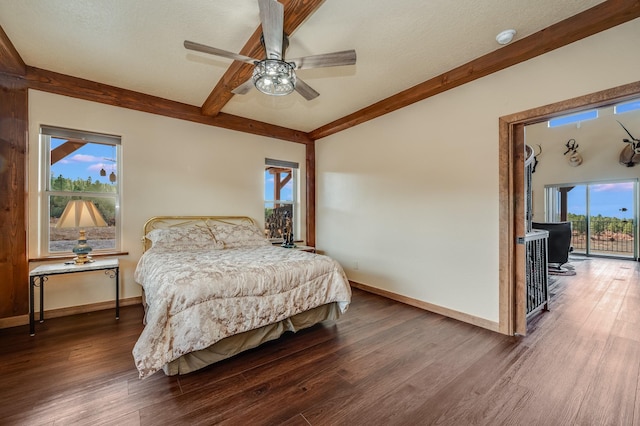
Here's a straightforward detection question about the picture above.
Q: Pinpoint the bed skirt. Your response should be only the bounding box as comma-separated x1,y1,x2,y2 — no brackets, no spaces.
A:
162,302,341,376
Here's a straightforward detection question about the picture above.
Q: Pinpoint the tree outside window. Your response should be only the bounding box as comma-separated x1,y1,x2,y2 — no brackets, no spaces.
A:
264,159,298,242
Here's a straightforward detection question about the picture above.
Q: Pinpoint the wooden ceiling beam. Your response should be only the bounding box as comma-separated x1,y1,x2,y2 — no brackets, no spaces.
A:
26,66,313,144
0,25,26,76
309,0,640,140
50,140,87,165
200,0,325,117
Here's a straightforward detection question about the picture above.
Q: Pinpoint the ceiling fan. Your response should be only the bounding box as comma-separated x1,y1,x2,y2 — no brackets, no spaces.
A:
184,0,356,100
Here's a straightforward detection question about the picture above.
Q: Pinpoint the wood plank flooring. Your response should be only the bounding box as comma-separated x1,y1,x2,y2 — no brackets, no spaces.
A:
1,257,638,425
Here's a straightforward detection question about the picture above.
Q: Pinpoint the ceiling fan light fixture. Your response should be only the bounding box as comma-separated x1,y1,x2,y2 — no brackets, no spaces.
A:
253,59,296,96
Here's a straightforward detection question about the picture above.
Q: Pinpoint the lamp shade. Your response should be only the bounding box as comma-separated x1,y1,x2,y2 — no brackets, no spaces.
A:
56,200,108,229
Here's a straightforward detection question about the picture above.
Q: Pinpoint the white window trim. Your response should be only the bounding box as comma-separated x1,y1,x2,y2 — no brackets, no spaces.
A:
265,158,299,242
39,127,122,257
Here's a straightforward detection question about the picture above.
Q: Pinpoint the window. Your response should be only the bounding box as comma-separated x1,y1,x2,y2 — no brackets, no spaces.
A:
614,98,640,115
548,109,598,128
544,179,637,259
40,126,121,256
264,158,298,242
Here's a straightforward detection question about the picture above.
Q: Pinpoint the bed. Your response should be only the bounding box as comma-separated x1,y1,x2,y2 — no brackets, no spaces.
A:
132,216,351,378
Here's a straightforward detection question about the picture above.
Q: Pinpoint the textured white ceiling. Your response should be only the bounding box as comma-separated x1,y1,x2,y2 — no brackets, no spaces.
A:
0,0,605,132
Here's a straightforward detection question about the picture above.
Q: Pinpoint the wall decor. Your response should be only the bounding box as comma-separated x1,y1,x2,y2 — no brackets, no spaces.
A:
563,139,583,167
617,121,640,167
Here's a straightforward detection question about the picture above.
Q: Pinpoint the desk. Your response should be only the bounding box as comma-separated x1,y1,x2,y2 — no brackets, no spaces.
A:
29,258,119,335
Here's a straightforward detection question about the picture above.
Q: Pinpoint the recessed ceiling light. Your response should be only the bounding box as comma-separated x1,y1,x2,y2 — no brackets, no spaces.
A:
496,29,516,45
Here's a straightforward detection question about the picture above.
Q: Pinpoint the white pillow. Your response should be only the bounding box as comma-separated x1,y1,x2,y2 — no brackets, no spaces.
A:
146,226,223,249
209,222,270,248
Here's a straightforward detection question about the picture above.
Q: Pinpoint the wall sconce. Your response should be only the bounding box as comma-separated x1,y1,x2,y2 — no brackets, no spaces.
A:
563,139,582,167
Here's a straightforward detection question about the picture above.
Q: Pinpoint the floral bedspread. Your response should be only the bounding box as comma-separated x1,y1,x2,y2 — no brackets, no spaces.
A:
132,245,351,378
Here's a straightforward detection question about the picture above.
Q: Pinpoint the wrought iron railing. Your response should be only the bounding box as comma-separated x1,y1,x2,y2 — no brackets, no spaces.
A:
569,219,635,255
526,230,549,316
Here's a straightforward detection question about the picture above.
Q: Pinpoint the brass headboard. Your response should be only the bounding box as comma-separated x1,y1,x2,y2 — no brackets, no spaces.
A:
141,216,259,252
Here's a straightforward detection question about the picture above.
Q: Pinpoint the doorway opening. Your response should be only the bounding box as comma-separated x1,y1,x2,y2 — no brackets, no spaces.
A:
498,80,640,336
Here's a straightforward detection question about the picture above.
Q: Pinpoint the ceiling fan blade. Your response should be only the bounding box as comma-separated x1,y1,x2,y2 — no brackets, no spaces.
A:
258,0,284,60
617,120,640,142
184,40,258,65
289,50,357,70
295,78,320,100
231,78,255,95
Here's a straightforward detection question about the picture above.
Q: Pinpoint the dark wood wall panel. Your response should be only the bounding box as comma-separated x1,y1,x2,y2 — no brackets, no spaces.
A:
0,26,26,76
0,75,28,318
305,142,315,247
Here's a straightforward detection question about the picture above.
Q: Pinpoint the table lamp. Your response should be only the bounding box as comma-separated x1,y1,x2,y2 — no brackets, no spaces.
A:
55,200,108,264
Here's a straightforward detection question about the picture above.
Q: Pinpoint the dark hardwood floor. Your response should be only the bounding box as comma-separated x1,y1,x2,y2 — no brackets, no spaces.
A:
1,257,639,425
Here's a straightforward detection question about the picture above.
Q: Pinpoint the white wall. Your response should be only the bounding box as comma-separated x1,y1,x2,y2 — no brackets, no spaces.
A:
526,107,640,222
316,19,640,324
28,90,306,311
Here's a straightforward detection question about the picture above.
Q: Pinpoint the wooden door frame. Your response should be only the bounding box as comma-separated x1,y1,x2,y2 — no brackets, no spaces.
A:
498,80,640,336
